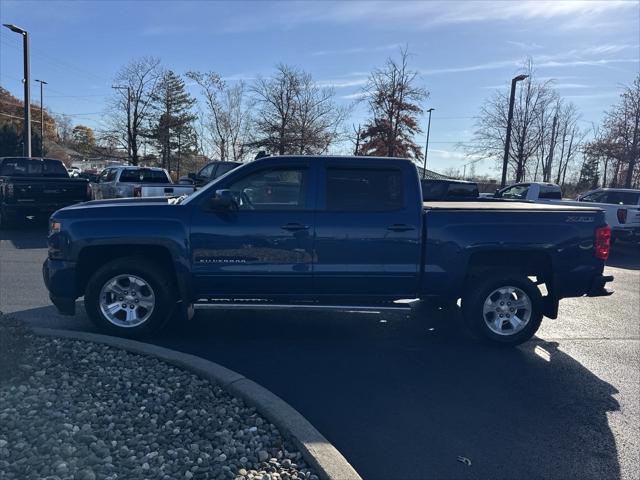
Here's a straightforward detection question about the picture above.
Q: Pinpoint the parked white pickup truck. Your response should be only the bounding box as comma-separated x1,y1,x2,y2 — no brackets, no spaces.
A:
93,166,195,200
495,182,640,242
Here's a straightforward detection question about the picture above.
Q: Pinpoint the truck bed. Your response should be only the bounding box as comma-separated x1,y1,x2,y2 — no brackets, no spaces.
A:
423,200,602,212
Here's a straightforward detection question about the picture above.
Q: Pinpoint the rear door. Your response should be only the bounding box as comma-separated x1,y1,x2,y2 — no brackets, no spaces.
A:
313,160,422,297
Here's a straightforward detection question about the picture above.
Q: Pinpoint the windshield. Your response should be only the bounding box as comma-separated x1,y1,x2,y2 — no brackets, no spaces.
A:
0,158,69,177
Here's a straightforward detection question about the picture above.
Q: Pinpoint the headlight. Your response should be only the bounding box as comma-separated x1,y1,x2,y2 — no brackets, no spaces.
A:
49,219,62,235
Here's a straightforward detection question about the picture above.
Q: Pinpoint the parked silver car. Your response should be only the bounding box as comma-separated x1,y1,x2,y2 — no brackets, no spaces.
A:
92,166,195,199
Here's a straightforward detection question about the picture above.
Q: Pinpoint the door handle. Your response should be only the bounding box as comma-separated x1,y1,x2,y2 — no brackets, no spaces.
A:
281,223,310,231
387,224,415,232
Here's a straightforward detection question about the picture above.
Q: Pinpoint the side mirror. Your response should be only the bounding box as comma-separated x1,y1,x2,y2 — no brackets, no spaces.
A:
493,188,501,198
188,172,197,181
209,189,236,211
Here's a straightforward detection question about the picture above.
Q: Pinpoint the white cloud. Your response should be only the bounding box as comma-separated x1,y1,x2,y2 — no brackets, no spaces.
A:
507,40,543,51
217,1,635,33
341,92,367,100
421,44,639,77
317,78,368,88
312,43,403,57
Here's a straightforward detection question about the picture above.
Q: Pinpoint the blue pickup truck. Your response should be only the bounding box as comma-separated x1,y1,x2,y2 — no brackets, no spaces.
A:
43,156,613,345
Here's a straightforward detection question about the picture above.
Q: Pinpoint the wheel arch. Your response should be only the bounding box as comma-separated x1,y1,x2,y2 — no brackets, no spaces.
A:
76,244,187,305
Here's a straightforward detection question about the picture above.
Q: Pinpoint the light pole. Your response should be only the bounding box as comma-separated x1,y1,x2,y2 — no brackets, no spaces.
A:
422,108,434,179
501,74,528,187
3,24,31,157
35,79,47,155
112,85,132,161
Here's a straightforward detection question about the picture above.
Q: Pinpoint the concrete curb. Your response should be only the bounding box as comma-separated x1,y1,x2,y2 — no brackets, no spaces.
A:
32,327,362,480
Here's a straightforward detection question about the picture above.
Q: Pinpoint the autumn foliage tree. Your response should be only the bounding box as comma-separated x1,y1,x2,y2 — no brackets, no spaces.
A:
359,48,428,159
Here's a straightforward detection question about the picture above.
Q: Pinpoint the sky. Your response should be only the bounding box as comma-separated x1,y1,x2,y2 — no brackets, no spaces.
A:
0,0,638,176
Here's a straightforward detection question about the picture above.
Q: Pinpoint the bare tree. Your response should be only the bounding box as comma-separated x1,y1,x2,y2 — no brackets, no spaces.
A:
584,75,640,188
359,48,428,159
470,61,557,182
250,64,344,155
188,71,252,162
104,56,161,165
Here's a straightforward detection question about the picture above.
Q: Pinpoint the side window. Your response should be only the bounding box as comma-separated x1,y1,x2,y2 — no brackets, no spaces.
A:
539,188,562,199
214,163,238,179
326,168,403,211
198,164,214,179
500,184,529,199
581,192,605,203
106,169,118,182
227,168,307,210
98,169,110,183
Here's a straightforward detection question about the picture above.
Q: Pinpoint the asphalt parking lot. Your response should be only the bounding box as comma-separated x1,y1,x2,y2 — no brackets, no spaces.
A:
1,220,639,480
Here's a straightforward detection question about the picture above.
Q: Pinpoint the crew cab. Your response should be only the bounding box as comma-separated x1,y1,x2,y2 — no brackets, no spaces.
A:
93,166,195,199
495,182,640,241
0,157,90,228
43,156,613,346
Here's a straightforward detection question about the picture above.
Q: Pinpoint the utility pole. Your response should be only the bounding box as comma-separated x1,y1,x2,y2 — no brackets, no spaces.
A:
422,108,434,179
501,74,528,187
112,85,132,162
35,79,47,155
4,24,31,157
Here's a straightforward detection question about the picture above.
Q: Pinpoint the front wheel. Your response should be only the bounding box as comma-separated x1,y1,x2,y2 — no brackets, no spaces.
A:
84,257,175,338
462,273,543,346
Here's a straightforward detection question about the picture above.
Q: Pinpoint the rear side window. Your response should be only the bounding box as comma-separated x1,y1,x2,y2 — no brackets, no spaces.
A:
539,188,562,199
119,169,170,183
602,191,640,205
447,183,479,199
326,168,403,211
421,180,448,201
214,163,239,179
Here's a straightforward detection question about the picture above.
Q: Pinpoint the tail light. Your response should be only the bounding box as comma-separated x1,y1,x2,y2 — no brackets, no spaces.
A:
595,225,611,260
617,208,627,224
133,185,142,197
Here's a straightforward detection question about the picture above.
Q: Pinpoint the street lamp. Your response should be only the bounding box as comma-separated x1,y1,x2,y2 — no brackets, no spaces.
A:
422,108,434,179
3,23,31,157
500,74,528,187
112,85,132,161
35,79,47,155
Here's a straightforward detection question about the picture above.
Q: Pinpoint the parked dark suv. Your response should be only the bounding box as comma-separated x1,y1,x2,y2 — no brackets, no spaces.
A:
181,161,242,188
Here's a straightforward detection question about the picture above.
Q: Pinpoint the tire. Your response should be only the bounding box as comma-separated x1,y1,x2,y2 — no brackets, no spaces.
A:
84,256,176,338
461,273,543,346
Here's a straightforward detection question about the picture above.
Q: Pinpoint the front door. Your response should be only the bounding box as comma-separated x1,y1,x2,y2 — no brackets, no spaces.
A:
189,162,316,298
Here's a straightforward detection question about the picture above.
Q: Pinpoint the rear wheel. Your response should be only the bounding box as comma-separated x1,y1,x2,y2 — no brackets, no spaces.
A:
84,257,175,338
462,273,543,346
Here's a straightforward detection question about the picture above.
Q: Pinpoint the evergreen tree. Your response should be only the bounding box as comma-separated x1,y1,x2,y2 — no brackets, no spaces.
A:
149,70,196,172
577,155,600,191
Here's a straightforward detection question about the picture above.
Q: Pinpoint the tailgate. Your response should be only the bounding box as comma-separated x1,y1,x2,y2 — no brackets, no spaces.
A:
141,184,194,197
11,178,88,204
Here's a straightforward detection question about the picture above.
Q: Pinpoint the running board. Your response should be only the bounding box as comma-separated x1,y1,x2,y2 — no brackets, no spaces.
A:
193,302,414,313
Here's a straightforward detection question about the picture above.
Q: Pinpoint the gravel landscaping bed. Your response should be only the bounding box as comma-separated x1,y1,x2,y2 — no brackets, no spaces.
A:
0,317,318,480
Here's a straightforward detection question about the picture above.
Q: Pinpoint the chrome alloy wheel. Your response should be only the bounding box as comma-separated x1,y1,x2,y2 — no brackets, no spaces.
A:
99,274,156,328
482,286,532,336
